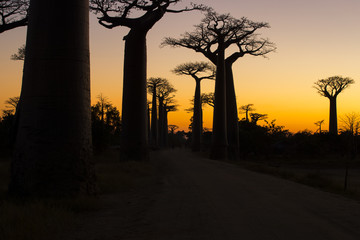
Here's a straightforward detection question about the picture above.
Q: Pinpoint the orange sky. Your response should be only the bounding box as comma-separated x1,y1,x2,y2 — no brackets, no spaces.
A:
1,0,360,133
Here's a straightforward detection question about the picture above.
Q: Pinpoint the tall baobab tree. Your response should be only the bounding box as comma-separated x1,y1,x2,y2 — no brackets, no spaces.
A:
147,77,165,149
90,1,202,161
0,0,28,33
163,9,275,159
172,62,215,151
314,76,355,135
157,79,176,148
9,0,96,197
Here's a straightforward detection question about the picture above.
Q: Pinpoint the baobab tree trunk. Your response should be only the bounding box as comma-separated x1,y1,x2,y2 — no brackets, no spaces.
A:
120,30,149,160
225,62,240,160
164,109,169,148
147,103,151,142
192,79,202,151
151,87,158,149
329,97,338,135
9,0,96,197
211,37,228,160
158,98,165,148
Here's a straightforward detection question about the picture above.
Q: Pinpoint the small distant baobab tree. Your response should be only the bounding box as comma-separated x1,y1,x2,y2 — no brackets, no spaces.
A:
314,76,355,135
314,120,325,134
157,79,176,148
173,62,215,151
147,77,165,149
163,8,275,159
0,0,28,33
89,0,203,160
239,104,255,122
250,112,267,125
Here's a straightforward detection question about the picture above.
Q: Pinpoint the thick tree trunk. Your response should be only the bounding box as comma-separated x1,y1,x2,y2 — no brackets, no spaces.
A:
225,62,240,160
120,29,149,160
147,103,151,142
329,97,338,135
192,79,202,151
150,87,158,148
158,97,165,148
210,38,228,159
9,0,96,197
164,110,169,148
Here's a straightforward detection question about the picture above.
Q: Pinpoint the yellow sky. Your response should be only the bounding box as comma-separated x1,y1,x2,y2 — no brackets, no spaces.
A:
1,0,360,133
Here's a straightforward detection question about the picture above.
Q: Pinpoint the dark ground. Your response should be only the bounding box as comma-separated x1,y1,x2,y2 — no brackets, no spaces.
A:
68,149,360,240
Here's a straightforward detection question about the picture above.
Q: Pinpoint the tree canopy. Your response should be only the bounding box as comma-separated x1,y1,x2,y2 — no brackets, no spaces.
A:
163,8,276,63
314,76,355,99
0,0,28,33
90,0,203,31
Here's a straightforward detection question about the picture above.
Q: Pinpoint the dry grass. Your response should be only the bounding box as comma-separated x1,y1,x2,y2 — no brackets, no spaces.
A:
233,159,360,200
0,201,75,240
0,148,159,240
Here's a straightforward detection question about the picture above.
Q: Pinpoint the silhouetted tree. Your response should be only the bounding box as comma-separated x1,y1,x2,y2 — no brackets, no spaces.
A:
91,95,121,152
202,92,214,107
173,62,215,151
314,76,355,135
239,104,255,122
9,0,96,197
157,79,176,148
265,119,290,137
90,0,202,161
11,44,26,60
147,77,165,149
4,96,19,113
164,9,275,159
0,96,19,154
250,112,267,125
168,124,178,134
314,120,325,134
0,0,28,33
340,113,360,136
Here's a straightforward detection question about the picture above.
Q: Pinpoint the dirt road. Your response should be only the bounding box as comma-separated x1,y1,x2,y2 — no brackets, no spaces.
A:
134,149,360,240
72,149,360,240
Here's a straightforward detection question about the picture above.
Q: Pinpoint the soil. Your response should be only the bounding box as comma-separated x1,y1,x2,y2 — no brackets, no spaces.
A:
68,149,360,240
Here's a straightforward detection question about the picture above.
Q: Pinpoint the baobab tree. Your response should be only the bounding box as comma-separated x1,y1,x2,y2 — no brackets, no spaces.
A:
9,0,96,197
164,9,275,159
90,1,202,161
202,92,214,107
172,61,215,151
250,112,267,125
314,76,355,135
157,79,176,148
314,120,325,134
239,104,255,122
147,77,165,149
0,0,28,33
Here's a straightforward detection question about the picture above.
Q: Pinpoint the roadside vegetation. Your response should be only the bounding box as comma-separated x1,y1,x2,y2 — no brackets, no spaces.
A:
0,148,159,240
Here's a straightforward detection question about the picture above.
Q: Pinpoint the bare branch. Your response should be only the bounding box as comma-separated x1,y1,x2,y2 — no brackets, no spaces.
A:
0,0,28,33
162,8,275,63
314,76,355,99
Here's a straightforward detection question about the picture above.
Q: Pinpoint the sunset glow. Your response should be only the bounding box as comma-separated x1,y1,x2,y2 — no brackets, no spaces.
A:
1,0,360,133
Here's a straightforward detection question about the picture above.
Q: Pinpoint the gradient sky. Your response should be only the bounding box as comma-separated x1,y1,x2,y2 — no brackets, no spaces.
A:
1,0,360,133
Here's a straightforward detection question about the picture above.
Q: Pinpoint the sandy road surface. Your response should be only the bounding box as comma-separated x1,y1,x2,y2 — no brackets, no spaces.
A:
132,149,360,240
71,149,360,240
